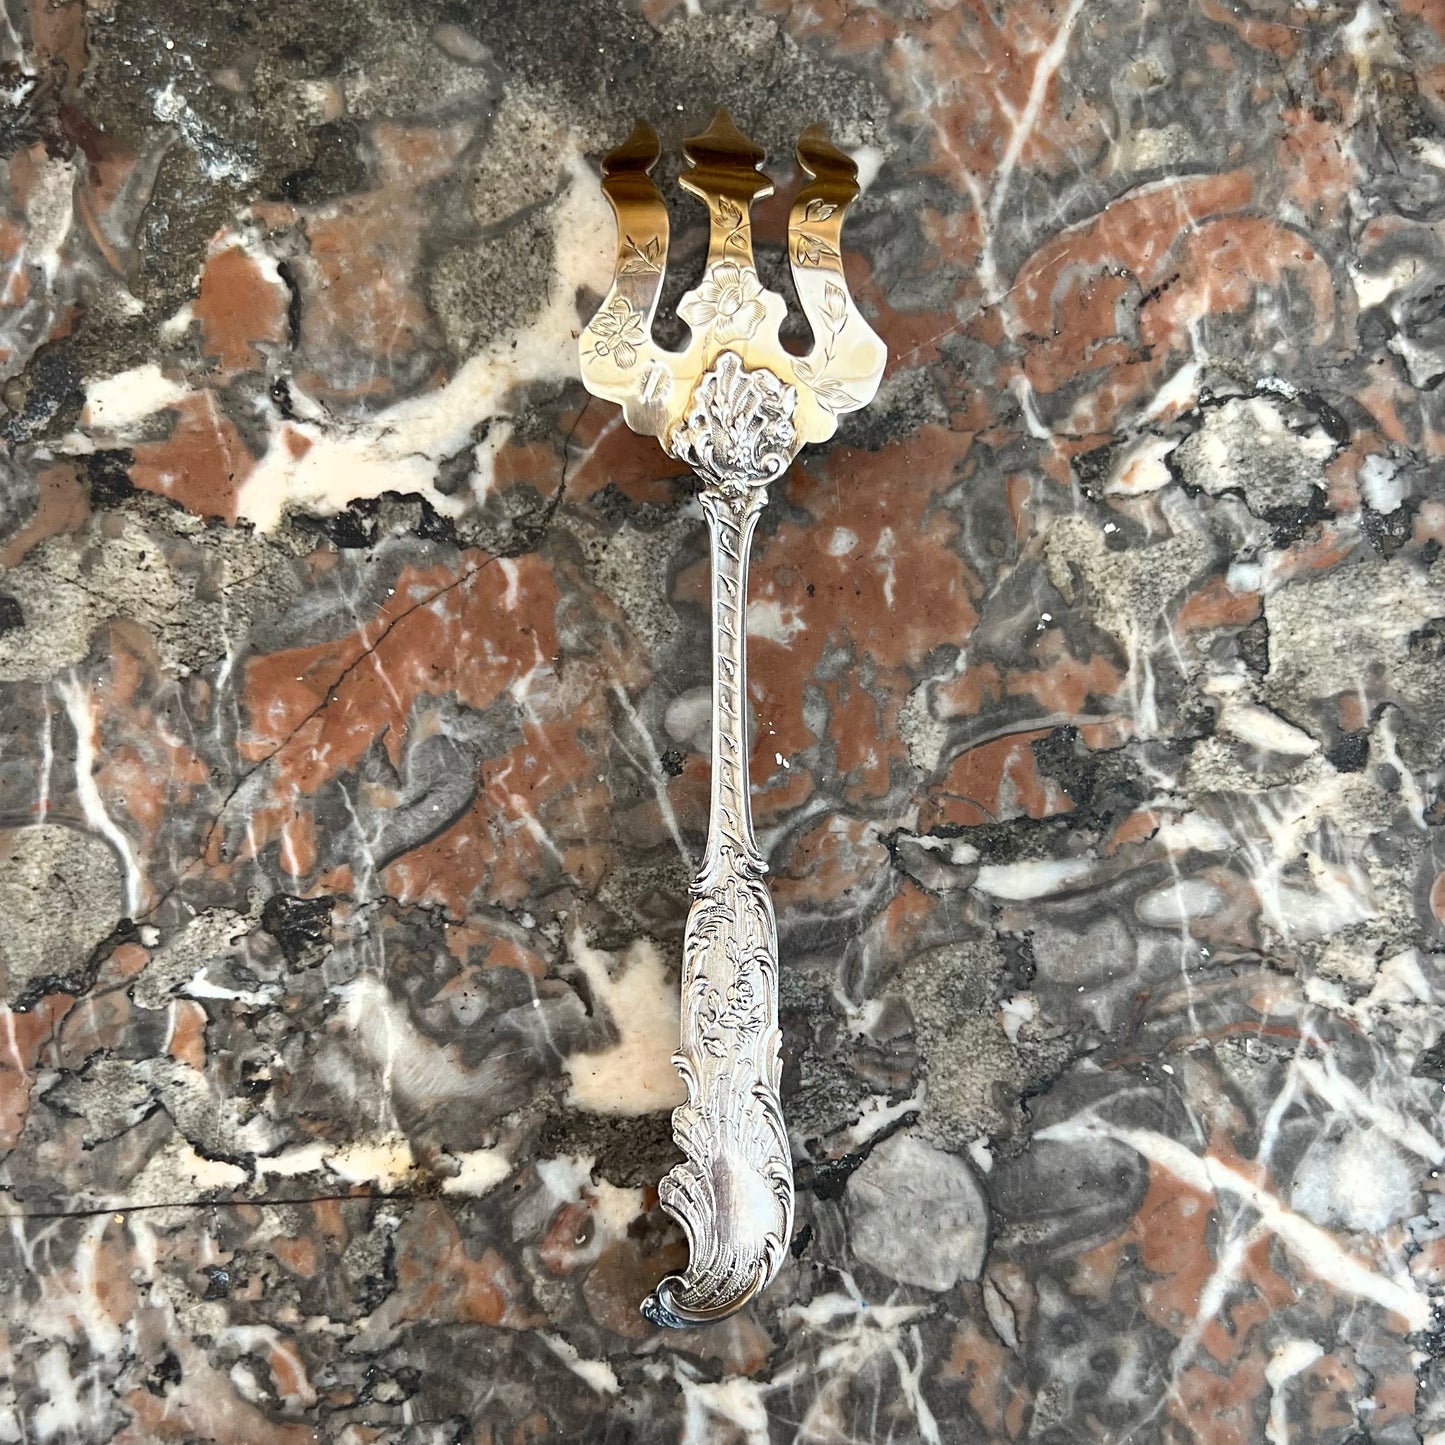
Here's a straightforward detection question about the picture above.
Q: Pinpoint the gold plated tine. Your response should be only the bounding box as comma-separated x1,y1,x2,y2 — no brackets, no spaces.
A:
789,126,887,432
577,109,887,1329
585,121,671,438
600,121,670,332
678,108,772,276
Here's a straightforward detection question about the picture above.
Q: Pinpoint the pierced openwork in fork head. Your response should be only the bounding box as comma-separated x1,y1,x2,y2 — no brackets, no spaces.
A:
578,109,886,1328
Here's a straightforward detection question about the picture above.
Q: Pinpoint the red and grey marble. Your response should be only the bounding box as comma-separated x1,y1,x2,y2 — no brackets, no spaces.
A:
1,0,1444,1440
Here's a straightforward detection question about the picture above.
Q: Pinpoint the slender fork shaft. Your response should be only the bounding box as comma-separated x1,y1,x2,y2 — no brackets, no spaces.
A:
642,486,794,1329
701,490,763,866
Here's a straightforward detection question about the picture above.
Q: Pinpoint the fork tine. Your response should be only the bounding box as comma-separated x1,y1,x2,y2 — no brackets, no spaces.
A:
680,109,773,273
787,124,887,431
579,120,672,437
599,118,670,329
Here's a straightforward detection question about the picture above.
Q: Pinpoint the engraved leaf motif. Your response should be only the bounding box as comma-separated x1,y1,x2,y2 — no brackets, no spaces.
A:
809,375,863,413
794,232,841,267
820,280,848,330
715,195,744,230
803,198,837,223
694,981,729,1057
619,233,663,275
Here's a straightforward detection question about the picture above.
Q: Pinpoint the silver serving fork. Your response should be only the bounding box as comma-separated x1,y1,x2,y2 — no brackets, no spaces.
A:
578,109,885,1326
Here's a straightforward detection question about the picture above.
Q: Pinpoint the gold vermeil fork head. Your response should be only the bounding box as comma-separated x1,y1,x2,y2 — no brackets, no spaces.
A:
579,109,886,497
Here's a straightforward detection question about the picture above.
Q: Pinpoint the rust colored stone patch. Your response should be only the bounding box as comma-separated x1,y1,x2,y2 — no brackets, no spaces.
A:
393,1203,544,1330
0,995,70,1149
193,239,289,375
127,393,255,521
241,552,558,790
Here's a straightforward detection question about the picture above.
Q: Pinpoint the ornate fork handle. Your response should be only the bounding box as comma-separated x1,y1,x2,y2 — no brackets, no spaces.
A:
578,111,886,1326
642,485,792,1328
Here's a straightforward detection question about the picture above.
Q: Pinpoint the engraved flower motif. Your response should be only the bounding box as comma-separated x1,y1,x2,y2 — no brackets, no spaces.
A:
586,295,646,369
680,263,767,344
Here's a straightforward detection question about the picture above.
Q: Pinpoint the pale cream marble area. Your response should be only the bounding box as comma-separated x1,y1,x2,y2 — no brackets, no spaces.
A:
564,931,686,1115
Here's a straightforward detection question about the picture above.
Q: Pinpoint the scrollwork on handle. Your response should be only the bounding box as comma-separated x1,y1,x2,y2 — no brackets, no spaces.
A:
641,478,793,1329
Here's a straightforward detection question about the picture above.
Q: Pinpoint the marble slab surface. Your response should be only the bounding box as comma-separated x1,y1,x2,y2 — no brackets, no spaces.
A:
1,0,1444,1440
